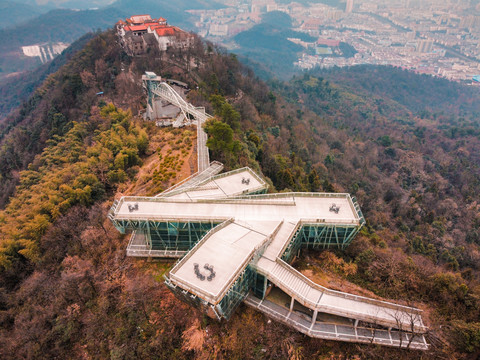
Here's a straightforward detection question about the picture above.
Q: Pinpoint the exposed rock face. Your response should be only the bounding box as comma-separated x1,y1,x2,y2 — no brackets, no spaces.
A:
21,42,69,63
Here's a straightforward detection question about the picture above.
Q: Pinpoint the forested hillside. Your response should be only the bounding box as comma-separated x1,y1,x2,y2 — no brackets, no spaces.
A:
1,26,480,359
313,65,480,115
0,33,96,121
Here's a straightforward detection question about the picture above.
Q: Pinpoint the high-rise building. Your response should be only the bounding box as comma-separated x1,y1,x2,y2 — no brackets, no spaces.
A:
416,39,433,53
346,0,354,13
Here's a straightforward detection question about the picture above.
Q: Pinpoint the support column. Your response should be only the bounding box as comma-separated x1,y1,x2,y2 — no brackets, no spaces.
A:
262,276,267,299
343,227,357,247
146,221,152,249
290,297,295,312
310,309,318,328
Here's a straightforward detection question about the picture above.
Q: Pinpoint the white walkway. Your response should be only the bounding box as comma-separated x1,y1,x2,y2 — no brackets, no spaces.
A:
110,157,428,349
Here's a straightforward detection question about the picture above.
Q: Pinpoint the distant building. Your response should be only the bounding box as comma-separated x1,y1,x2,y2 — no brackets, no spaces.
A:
317,38,341,47
416,39,434,53
301,19,322,32
346,0,354,13
116,15,194,55
209,24,229,37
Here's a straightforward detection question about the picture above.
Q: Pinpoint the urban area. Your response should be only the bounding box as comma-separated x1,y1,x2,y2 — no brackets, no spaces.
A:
188,0,480,83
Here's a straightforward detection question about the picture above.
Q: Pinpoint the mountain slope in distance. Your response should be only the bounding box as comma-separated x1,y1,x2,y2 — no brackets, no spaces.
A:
0,0,48,29
0,7,127,77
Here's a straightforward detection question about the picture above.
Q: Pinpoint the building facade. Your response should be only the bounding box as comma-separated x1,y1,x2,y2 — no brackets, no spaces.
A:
116,14,194,55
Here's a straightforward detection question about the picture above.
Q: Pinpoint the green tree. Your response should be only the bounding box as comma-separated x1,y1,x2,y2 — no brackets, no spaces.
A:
204,119,242,167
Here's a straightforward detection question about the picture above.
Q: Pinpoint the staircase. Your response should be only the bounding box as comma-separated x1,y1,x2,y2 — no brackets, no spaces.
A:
244,294,429,350
256,257,426,333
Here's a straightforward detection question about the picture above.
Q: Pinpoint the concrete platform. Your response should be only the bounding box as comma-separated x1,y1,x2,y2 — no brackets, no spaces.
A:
169,221,279,303
166,168,267,200
114,193,359,225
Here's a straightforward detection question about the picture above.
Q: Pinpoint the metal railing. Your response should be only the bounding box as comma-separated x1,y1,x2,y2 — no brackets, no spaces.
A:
127,248,187,257
228,191,352,201
264,258,426,332
114,195,297,213
150,82,212,120
108,199,119,220
156,161,224,197
147,80,211,172
159,165,268,199
114,215,232,224
244,295,429,350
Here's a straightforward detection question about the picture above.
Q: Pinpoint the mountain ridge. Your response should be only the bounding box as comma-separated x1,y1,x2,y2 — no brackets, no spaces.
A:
0,26,480,359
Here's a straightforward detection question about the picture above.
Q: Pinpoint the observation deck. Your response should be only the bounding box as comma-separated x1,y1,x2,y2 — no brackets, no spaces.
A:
109,165,428,350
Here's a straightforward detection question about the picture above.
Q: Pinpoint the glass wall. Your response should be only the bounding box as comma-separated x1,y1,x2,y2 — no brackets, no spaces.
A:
281,224,361,263
148,221,220,251
216,265,256,320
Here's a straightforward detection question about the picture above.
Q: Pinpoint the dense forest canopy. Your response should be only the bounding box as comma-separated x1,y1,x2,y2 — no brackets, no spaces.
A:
312,65,480,115
1,26,480,359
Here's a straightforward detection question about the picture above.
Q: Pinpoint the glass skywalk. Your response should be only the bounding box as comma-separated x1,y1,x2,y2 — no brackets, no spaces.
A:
108,165,428,350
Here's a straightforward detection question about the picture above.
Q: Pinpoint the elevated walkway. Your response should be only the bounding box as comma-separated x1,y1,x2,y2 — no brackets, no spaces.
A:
126,230,188,258
143,72,211,172
261,221,298,260
109,160,428,350
255,257,425,333
156,161,224,198
245,295,428,350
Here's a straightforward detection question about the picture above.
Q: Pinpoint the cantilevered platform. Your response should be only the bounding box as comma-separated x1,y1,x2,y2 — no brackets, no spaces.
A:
108,164,428,350
113,191,359,226
169,220,279,304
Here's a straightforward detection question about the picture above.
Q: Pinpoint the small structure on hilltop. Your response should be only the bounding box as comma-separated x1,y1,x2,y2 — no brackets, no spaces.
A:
142,72,211,172
116,14,194,56
141,72,191,127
